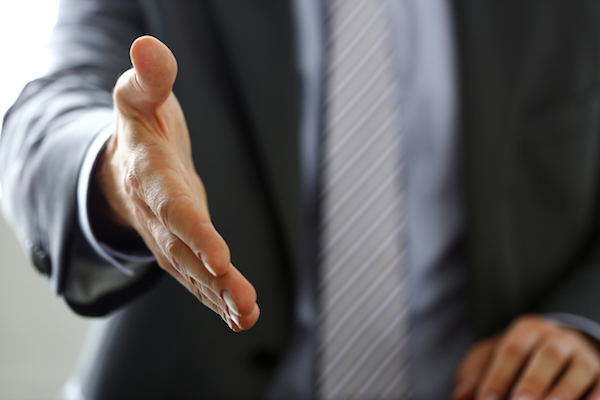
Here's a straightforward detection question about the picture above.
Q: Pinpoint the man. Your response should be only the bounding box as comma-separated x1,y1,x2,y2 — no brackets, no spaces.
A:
2,0,600,399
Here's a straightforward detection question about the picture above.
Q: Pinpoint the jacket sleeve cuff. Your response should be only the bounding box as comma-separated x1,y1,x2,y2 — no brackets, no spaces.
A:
546,312,600,343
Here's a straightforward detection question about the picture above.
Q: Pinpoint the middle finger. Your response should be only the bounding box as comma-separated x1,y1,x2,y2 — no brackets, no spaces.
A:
510,338,572,399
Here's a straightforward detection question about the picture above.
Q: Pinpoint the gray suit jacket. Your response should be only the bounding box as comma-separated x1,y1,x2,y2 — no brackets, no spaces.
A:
2,0,600,398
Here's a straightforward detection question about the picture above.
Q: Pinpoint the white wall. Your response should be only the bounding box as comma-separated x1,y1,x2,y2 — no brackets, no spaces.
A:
0,1,91,398
0,215,90,400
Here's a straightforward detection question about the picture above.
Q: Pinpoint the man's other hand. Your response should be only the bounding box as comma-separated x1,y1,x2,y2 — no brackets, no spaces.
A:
98,35,259,332
453,315,600,400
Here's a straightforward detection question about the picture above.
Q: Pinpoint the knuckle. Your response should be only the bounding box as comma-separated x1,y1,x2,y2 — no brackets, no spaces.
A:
553,329,572,342
191,285,213,312
190,271,212,291
500,338,527,358
155,196,171,224
132,207,145,223
124,163,141,196
164,236,178,258
514,314,544,330
541,340,568,361
163,237,182,271
190,283,203,302
149,218,163,240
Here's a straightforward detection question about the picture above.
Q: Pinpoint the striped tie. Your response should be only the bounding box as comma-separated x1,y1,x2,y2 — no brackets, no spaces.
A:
316,0,410,399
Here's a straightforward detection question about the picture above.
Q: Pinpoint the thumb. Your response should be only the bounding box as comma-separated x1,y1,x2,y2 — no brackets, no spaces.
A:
115,36,178,114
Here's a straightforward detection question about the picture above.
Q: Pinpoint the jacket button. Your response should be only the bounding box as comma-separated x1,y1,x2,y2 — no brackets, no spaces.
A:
30,244,51,276
250,348,279,372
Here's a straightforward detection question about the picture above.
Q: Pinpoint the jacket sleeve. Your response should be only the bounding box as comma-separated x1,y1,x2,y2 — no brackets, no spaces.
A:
0,0,162,316
536,243,600,326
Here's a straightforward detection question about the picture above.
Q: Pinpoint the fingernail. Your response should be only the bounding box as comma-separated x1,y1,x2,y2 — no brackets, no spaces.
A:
222,290,241,316
514,394,534,400
483,394,500,400
224,316,233,330
228,308,240,327
199,252,217,277
230,317,241,332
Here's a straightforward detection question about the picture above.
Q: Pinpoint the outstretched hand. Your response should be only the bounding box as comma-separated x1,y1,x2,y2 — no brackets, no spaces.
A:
453,315,600,400
98,35,259,331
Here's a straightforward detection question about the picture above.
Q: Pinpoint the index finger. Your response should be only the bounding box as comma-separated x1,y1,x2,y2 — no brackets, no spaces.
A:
452,337,498,400
131,154,230,277
477,320,543,399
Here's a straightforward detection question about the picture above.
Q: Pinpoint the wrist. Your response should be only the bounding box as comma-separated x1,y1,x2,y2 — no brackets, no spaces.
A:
95,133,132,229
89,137,142,250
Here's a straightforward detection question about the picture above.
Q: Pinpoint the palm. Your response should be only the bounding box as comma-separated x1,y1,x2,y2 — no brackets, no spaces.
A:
101,36,258,331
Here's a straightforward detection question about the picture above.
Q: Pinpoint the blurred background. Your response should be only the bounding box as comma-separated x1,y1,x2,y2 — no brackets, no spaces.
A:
0,1,92,398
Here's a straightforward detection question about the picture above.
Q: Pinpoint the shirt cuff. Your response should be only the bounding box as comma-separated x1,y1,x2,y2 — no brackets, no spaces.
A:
77,125,156,277
546,312,600,344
